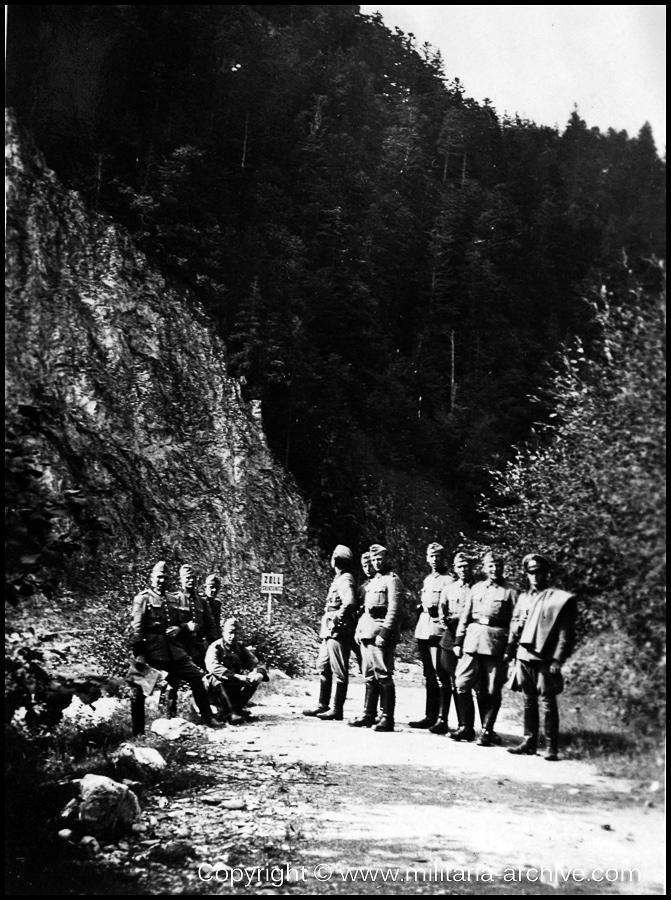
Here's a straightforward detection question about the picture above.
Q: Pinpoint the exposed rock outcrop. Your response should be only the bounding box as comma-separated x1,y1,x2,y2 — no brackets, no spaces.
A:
6,111,323,607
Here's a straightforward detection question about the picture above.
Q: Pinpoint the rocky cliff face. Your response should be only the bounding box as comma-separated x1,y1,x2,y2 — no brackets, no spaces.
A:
5,112,323,609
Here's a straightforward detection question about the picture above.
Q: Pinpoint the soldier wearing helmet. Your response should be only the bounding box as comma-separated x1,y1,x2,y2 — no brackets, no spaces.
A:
506,554,577,761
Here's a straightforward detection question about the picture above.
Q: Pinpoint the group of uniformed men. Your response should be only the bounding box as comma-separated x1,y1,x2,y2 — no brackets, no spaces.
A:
129,562,268,734
304,542,576,761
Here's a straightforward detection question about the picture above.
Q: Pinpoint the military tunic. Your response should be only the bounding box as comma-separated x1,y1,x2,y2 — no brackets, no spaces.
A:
437,577,472,680
204,637,269,715
316,571,358,685
454,577,517,695
413,571,451,702
129,587,211,728
507,587,576,695
355,570,404,686
173,589,217,667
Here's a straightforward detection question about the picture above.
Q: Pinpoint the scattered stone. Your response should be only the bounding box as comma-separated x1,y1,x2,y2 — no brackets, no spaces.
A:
601,824,614,831
221,799,247,810
77,773,141,841
151,717,198,740
148,839,196,864
79,835,101,857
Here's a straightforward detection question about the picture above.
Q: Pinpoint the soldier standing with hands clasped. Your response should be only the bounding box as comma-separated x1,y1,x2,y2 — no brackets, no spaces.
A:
506,553,577,761
349,544,404,732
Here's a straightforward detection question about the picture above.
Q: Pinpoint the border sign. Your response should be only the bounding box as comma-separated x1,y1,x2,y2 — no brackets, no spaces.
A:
261,573,284,624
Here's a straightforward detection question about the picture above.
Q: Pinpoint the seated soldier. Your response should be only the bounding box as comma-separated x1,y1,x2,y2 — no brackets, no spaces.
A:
204,618,269,724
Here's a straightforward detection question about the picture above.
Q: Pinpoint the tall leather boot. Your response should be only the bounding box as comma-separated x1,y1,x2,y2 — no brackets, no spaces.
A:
303,676,332,717
350,681,379,727
190,677,221,727
409,681,439,728
131,687,145,735
429,685,450,734
508,696,539,755
373,683,396,732
478,694,503,746
317,681,348,721
544,703,560,761
165,686,178,719
476,692,489,729
450,692,475,741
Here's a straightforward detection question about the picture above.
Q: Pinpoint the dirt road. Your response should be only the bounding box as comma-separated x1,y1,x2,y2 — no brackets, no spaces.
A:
183,671,665,896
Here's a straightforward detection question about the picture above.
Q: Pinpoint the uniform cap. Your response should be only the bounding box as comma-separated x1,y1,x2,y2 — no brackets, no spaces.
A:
453,552,471,566
205,574,221,587
523,553,551,572
151,560,167,577
360,551,372,563
482,550,504,564
426,542,445,554
179,564,194,577
223,617,238,628
332,544,354,561
369,543,387,556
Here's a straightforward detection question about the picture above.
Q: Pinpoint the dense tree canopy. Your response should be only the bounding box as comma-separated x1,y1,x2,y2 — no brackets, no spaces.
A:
480,263,666,726
6,4,665,552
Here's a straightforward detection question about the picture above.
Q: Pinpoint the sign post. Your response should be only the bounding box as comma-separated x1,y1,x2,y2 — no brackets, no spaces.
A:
261,572,284,625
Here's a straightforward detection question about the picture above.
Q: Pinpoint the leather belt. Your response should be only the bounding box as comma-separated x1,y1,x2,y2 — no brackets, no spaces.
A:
367,607,386,620
474,615,509,627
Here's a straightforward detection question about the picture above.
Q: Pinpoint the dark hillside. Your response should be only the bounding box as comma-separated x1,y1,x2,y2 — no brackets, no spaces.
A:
7,5,665,549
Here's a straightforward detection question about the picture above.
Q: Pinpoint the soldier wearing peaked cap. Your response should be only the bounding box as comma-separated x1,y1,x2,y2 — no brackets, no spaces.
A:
408,543,453,730
129,561,221,732
303,545,359,721
451,550,517,746
349,544,404,732
506,554,577,761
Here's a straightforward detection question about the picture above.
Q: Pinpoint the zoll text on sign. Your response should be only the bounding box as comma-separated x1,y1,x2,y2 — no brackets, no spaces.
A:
261,573,284,594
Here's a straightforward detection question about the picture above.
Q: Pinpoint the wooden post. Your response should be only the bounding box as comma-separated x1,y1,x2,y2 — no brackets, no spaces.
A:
266,592,273,625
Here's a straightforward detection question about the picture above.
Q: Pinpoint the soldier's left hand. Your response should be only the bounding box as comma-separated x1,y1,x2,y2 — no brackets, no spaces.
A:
374,635,385,648
549,661,562,675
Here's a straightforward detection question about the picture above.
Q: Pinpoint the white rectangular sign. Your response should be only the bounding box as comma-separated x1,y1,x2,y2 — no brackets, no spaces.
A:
261,572,284,594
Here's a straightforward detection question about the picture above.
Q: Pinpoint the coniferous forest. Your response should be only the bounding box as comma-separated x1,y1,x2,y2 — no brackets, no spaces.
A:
6,5,666,725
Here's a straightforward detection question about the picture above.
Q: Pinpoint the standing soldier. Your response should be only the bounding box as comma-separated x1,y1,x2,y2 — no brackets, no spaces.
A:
451,550,517,745
429,551,474,735
506,554,577,761
351,551,374,675
303,545,358,721
409,543,451,730
173,564,217,667
349,544,404,732
166,563,217,718
129,560,220,731
204,573,223,641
